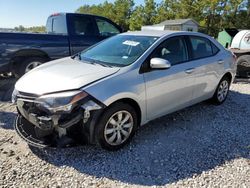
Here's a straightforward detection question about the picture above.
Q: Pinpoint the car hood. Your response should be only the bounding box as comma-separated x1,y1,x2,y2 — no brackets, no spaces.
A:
15,57,120,95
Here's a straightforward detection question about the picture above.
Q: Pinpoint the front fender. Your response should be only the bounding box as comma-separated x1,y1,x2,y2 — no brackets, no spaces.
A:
84,69,147,125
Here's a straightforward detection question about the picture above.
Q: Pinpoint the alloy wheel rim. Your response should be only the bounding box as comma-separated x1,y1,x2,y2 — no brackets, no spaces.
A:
104,110,133,146
217,80,229,102
25,61,42,73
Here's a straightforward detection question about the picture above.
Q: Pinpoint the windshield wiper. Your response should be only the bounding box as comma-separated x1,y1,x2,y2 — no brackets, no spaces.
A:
93,61,113,68
81,57,113,68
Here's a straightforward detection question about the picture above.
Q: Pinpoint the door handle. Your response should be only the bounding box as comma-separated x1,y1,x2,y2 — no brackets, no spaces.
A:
218,60,224,64
185,68,195,74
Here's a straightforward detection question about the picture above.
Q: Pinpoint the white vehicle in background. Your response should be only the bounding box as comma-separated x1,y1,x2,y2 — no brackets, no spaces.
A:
230,30,250,78
12,30,236,150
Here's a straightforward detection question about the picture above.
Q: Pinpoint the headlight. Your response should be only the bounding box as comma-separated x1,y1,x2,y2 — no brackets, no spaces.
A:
36,91,88,113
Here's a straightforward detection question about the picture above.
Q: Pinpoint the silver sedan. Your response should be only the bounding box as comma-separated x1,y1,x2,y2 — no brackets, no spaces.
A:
13,30,236,150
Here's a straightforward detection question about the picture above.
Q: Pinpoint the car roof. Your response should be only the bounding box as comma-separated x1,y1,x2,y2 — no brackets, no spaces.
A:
120,30,225,50
121,30,183,37
49,12,112,20
121,30,212,39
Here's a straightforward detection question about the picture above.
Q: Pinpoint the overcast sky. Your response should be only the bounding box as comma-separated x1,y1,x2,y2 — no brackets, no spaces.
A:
0,0,162,28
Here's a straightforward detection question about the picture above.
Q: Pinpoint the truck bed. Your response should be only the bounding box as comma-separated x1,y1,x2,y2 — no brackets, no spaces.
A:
0,32,70,73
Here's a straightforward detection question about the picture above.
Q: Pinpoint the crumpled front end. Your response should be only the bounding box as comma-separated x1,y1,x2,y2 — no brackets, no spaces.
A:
13,90,105,148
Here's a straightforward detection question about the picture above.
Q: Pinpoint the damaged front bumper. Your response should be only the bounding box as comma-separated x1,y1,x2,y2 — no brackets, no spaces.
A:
13,91,104,148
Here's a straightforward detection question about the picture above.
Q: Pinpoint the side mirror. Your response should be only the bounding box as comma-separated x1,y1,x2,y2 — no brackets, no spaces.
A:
150,58,171,69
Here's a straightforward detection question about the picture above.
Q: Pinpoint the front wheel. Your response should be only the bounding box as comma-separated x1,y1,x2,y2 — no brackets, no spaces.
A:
211,76,230,105
96,102,138,151
13,57,46,78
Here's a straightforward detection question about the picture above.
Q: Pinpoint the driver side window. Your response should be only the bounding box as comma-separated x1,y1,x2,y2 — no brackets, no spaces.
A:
152,37,188,65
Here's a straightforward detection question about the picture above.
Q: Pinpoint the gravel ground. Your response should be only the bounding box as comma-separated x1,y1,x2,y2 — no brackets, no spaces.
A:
0,79,249,187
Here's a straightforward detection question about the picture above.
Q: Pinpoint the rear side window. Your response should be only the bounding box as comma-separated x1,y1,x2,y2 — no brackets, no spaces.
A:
211,42,220,54
72,16,96,36
46,18,52,33
152,37,188,65
189,36,213,59
96,18,120,37
46,16,67,34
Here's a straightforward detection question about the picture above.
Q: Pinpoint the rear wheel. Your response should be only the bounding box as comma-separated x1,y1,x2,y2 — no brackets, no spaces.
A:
211,76,230,105
236,55,250,78
13,57,46,78
96,102,137,151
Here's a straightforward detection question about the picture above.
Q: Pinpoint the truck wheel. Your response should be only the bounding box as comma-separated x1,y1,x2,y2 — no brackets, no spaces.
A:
236,55,250,78
96,102,138,151
13,57,46,78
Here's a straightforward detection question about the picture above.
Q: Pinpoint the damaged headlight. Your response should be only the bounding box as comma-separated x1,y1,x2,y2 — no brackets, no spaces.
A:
36,91,88,113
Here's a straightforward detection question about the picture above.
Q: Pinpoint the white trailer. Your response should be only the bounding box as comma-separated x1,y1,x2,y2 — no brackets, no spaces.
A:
230,30,250,78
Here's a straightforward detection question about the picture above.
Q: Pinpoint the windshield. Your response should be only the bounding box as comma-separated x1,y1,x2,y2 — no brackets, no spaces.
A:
80,35,158,67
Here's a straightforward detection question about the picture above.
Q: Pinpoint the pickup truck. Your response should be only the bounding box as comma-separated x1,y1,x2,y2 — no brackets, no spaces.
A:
0,13,122,77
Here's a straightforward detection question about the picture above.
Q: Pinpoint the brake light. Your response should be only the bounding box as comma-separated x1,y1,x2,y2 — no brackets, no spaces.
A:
50,13,61,17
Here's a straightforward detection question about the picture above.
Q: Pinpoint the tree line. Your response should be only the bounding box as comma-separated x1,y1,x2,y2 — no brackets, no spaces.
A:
14,25,46,33
76,0,250,37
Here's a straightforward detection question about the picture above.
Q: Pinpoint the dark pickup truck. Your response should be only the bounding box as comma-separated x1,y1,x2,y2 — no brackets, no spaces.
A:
0,13,122,77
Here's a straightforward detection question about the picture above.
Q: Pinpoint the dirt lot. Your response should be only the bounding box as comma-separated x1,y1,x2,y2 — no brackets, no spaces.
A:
0,77,249,187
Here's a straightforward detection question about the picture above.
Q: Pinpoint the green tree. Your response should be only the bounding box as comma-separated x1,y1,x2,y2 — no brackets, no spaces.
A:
154,1,176,23
14,25,46,33
129,0,156,30
76,0,250,36
14,25,25,32
144,0,157,25
129,5,145,30
113,0,134,30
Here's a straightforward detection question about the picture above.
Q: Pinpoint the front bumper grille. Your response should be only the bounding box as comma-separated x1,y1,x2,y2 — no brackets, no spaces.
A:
15,94,86,148
14,91,104,147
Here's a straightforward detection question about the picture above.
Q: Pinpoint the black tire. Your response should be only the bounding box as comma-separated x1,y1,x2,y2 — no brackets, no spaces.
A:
96,102,138,151
13,57,46,78
211,76,231,105
236,55,250,78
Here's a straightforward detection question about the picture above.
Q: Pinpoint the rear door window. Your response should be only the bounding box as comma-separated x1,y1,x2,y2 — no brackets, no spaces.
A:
189,36,213,59
211,42,220,54
46,16,67,34
46,18,53,33
52,16,68,34
96,18,120,37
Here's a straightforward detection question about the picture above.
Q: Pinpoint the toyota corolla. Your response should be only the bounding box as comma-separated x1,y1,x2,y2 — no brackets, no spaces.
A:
12,30,236,150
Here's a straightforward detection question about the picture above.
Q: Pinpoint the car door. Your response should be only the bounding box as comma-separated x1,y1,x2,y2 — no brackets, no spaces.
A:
143,36,197,120
68,14,101,55
187,36,223,103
